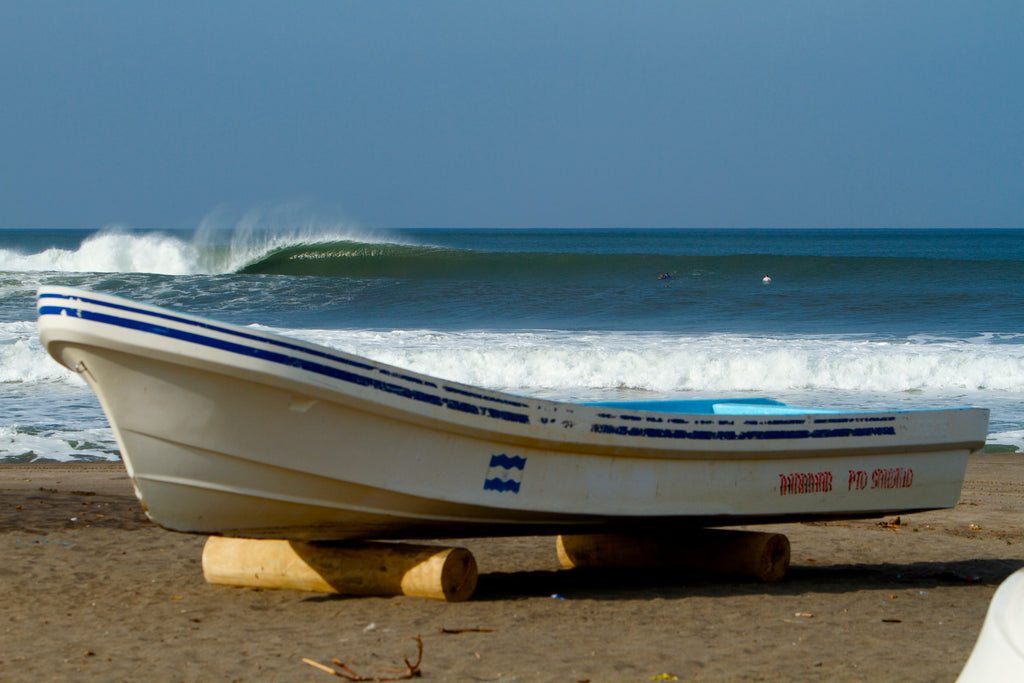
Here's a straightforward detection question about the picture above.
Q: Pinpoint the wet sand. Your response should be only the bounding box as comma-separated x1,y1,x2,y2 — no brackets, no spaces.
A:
2,454,1022,682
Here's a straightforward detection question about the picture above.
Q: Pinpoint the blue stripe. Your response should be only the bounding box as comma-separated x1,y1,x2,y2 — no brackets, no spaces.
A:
483,478,522,494
444,384,528,408
38,292,376,371
813,416,895,424
591,423,896,441
39,299,530,425
489,453,527,470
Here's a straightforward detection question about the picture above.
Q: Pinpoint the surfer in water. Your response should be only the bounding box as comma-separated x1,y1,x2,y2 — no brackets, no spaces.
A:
762,274,772,284
658,273,673,280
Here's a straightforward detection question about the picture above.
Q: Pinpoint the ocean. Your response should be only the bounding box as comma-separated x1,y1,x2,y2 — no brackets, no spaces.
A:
2,225,1022,462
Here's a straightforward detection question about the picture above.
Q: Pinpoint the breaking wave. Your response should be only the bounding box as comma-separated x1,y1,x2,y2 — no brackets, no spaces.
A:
0,231,204,275
0,220,389,276
4,226,1021,290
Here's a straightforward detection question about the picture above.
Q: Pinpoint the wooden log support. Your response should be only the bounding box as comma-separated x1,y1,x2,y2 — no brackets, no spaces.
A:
202,537,478,602
556,529,791,582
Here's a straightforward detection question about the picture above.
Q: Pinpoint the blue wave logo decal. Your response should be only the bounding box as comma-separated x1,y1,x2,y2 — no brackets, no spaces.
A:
484,453,526,494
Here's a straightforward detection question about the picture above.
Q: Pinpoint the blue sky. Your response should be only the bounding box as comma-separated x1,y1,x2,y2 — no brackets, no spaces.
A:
1,1,1021,229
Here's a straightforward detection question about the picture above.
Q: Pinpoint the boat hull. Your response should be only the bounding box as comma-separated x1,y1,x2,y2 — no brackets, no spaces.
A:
37,287,990,540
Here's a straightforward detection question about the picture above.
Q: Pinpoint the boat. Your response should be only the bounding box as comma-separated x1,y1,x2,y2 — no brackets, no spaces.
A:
37,286,990,541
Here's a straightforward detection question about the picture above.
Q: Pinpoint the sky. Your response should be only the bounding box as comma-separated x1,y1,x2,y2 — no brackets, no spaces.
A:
1,1,1022,230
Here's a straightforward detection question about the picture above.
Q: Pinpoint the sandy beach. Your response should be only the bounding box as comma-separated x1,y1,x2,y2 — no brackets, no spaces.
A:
2,454,1022,682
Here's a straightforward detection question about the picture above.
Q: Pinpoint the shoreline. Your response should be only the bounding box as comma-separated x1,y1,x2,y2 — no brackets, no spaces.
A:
2,454,1023,681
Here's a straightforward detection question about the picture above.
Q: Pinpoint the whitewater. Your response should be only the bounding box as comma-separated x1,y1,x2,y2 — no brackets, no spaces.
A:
0,223,390,275
2,226,1023,461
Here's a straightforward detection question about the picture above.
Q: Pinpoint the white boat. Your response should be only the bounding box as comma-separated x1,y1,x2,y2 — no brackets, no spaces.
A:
38,286,989,541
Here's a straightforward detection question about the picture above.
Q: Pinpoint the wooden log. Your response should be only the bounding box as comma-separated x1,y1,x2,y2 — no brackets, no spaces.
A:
202,537,478,602
556,529,790,582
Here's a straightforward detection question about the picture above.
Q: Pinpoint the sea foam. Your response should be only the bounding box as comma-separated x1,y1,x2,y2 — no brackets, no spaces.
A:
0,322,81,385
285,328,1024,397
0,231,201,275
0,424,116,462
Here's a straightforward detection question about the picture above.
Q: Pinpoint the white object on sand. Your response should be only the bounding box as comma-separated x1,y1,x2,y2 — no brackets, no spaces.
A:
958,568,1024,681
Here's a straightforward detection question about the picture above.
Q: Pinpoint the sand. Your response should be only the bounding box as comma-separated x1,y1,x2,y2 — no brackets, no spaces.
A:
2,455,1022,682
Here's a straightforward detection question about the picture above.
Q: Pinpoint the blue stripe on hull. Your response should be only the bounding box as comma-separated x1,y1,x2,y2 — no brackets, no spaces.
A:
591,423,896,441
488,453,527,470
39,301,530,425
483,478,522,494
